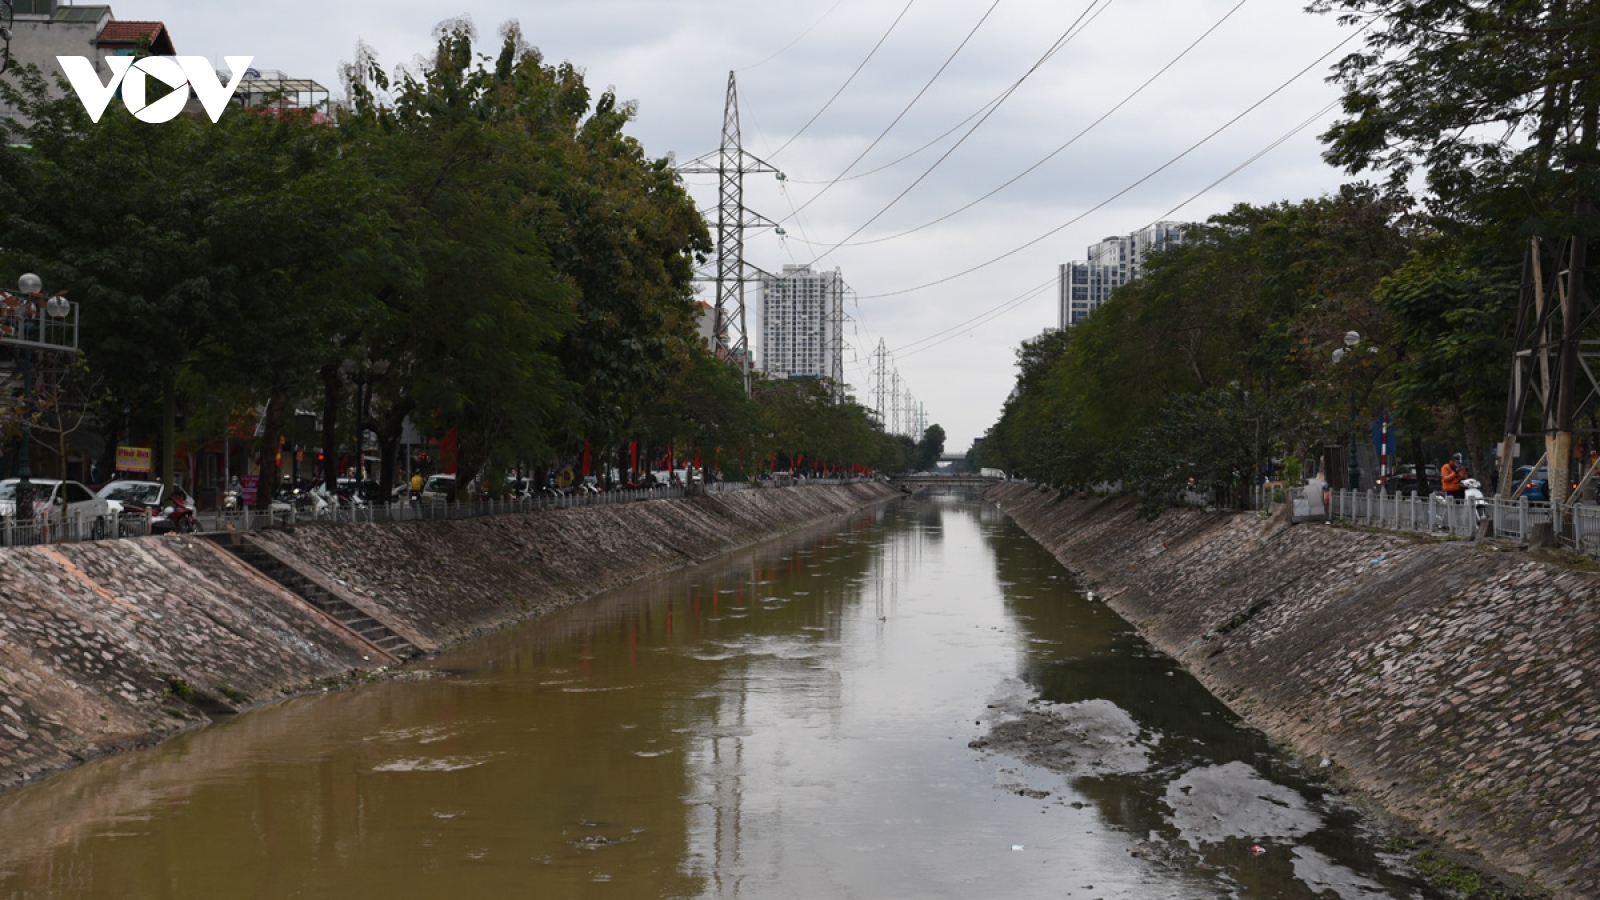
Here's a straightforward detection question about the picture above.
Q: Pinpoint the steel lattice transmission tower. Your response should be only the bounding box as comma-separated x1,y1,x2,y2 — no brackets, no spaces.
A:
1497,236,1600,510
679,71,779,396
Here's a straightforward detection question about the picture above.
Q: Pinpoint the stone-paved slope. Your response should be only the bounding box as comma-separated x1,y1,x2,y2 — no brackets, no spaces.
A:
249,484,894,646
0,484,894,790
989,482,1598,900
0,536,376,789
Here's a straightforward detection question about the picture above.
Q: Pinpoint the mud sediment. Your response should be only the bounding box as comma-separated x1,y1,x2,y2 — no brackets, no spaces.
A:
0,483,895,790
988,481,1598,900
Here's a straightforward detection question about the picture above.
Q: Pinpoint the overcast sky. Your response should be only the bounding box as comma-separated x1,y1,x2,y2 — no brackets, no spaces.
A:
125,0,1361,449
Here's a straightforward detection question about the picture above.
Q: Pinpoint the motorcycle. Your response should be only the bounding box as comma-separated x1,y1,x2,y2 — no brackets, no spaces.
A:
153,491,198,535
1429,478,1488,531
1462,477,1488,525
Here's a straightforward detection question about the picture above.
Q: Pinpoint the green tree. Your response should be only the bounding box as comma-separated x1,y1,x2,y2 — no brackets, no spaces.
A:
1313,0,1600,235
0,64,377,493
915,424,946,471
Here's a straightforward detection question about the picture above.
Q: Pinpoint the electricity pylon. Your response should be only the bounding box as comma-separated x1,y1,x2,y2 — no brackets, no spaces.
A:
1497,236,1600,512
679,71,780,396
871,339,890,428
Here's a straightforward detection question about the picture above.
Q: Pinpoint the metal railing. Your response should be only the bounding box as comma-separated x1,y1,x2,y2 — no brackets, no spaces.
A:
0,477,878,548
1320,487,1600,555
1,511,150,547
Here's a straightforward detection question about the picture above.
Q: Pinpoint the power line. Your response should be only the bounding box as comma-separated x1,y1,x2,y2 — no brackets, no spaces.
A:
1148,96,1342,225
768,0,916,159
781,0,1001,221
855,22,1370,301
881,36,1370,360
810,0,1118,265
790,0,1253,250
738,0,846,73
894,276,1056,357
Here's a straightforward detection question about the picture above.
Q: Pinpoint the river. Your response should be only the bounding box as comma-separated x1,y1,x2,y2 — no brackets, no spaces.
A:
0,492,1446,898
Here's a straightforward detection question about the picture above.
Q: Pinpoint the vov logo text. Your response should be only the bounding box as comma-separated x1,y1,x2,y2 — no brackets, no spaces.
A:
57,55,253,124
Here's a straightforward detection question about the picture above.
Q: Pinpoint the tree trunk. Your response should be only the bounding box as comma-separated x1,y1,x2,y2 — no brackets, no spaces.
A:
256,385,289,511
161,368,177,493
320,362,342,493
375,398,415,500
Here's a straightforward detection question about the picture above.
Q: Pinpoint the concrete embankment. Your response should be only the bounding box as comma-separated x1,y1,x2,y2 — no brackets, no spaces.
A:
0,483,895,790
988,482,1599,899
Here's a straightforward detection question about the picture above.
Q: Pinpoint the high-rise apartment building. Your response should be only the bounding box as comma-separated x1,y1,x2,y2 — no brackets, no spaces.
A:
760,264,844,386
1058,221,1184,328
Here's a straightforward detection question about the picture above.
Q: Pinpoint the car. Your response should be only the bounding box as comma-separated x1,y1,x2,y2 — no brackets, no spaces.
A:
420,474,456,502
0,477,113,535
1512,465,1550,501
1376,464,1438,495
96,479,169,515
336,478,383,504
96,480,199,533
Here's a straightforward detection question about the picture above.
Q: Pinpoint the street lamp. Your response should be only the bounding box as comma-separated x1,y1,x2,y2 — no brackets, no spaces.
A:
9,273,72,520
1332,331,1362,491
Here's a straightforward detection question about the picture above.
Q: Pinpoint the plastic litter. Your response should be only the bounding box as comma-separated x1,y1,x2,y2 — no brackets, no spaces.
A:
1251,844,1265,856
1012,844,1024,852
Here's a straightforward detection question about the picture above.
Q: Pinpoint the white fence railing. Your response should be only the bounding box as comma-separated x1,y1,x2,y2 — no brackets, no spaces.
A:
0,511,150,547
0,477,874,549
1321,487,1600,555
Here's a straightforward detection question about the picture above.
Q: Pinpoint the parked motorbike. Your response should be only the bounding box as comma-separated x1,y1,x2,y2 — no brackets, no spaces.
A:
1429,478,1488,531
1462,478,1488,524
153,492,198,535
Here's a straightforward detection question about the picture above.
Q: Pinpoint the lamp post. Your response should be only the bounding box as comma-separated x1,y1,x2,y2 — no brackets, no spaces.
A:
1332,330,1362,491
10,273,71,520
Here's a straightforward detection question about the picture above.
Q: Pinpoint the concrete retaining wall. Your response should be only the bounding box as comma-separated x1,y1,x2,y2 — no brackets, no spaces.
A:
0,483,895,790
988,482,1599,899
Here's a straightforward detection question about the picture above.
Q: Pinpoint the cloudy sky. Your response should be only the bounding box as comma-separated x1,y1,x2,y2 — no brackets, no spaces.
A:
125,0,1362,449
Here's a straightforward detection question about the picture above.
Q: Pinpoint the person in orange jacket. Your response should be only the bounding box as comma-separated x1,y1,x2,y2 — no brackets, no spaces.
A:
1440,453,1467,499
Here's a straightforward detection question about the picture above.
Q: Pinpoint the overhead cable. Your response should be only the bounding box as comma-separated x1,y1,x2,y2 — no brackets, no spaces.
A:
810,0,1118,265
768,0,916,159
856,22,1371,301
794,0,1252,249
739,0,846,73
782,0,1001,220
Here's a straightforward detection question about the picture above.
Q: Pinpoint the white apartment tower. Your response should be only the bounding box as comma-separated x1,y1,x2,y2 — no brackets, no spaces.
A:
1059,221,1184,328
760,264,844,387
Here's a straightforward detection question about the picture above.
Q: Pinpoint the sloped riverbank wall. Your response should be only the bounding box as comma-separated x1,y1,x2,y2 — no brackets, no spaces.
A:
0,483,896,790
988,482,1599,900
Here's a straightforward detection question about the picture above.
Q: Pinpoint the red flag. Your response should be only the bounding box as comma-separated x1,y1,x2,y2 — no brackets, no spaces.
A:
694,451,701,468
630,442,638,471
582,440,591,476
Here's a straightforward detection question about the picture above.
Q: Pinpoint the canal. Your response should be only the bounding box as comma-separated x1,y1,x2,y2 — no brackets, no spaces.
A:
0,493,1446,898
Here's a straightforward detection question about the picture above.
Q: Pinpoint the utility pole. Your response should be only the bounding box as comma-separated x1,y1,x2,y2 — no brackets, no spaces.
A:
872,340,889,429
890,370,902,436
679,72,781,397
1497,235,1600,532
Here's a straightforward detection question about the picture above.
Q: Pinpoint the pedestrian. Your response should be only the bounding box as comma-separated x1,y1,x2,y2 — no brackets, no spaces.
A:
1440,453,1468,500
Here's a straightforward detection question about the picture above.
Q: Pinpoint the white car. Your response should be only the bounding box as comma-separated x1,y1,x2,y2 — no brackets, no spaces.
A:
0,478,113,535
420,474,456,502
96,479,169,515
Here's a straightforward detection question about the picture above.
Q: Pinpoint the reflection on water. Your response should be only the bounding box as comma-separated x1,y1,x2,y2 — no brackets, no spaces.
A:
0,495,1443,898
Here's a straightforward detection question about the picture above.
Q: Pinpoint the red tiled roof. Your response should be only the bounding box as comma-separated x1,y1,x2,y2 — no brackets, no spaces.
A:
96,20,173,52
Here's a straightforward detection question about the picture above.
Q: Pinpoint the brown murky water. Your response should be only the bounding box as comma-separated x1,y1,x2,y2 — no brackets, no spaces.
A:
0,494,1447,898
